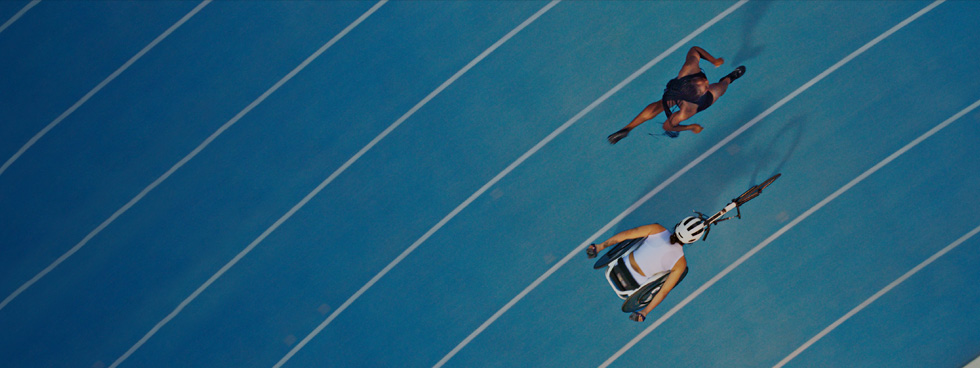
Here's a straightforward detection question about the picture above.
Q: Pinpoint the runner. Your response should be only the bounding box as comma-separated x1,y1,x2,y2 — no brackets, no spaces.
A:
608,46,745,143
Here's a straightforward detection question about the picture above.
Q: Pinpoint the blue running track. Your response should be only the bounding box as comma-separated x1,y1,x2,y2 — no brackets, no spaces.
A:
1,1,978,367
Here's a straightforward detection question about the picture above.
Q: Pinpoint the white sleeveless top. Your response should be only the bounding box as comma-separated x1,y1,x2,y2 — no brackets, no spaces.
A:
626,229,684,285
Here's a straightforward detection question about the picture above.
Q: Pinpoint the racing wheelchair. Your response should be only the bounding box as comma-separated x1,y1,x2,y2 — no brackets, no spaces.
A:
592,173,780,313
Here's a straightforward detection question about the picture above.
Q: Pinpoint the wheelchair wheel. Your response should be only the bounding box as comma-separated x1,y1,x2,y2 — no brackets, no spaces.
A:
620,267,688,312
593,237,645,269
621,273,669,312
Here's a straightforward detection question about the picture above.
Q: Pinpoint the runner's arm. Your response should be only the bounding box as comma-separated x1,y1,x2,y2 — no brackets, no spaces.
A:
688,46,724,67
663,109,703,134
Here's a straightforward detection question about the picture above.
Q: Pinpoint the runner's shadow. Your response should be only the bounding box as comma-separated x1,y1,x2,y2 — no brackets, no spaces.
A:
610,113,806,237
731,0,772,65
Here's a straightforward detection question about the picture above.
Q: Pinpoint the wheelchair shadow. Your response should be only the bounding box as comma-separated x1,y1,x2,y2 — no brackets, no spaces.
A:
611,113,806,237
748,114,805,185
731,0,772,66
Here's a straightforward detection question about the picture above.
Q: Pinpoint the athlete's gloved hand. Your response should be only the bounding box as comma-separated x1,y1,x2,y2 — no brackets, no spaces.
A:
629,311,646,322
586,244,598,259
607,128,630,144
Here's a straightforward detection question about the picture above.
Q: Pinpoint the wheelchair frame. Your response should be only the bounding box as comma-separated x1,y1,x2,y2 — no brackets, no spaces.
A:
592,173,780,312
596,236,673,312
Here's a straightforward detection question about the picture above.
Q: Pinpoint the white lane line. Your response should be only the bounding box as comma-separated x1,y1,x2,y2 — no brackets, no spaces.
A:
0,0,212,311
602,43,967,368
102,3,388,367
101,1,560,366
772,162,980,364
430,1,750,366
0,0,211,178
774,223,980,368
0,0,39,35
0,1,382,316
271,2,564,367
428,0,946,366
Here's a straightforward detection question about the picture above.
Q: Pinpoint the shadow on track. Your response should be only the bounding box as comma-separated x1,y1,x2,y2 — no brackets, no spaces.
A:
731,0,772,66
612,112,806,238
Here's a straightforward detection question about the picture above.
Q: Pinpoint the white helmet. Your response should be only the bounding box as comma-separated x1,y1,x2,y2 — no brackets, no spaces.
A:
674,216,706,244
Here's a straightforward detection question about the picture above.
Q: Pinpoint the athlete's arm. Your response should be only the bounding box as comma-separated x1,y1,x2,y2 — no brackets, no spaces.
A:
593,224,665,253
636,256,687,318
689,46,724,68
679,46,724,78
663,109,703,134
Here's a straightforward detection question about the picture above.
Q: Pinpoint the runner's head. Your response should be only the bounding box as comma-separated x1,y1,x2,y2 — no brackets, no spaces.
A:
674,216,706,244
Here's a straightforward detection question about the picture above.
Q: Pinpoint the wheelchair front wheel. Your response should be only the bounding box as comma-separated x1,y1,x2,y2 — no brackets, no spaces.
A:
734,173,781,206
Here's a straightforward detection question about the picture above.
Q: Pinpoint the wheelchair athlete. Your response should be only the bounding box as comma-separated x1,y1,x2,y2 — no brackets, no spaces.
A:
587,216,705,322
